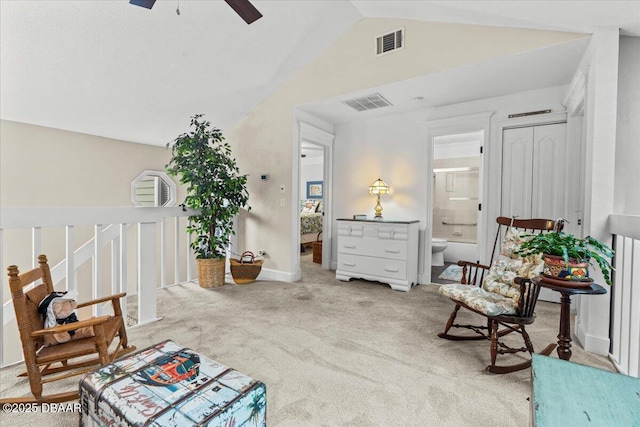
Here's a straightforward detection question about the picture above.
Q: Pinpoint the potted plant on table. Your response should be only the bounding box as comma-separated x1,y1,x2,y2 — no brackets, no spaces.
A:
516,231,614,286
166,114,250,288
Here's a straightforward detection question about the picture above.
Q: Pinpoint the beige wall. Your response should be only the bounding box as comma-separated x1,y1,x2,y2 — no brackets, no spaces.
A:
1,120,182,364
0,120,175,207
1,119,181,273
228,18,584,274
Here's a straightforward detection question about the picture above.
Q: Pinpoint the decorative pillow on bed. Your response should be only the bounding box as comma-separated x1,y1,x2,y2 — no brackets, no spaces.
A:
301,200,317,213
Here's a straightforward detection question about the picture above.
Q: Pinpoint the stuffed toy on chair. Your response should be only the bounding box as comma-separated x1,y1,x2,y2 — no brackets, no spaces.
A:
37,290,95,346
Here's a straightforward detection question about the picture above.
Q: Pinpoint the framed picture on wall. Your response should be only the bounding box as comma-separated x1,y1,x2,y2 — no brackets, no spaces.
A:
306,181,323,199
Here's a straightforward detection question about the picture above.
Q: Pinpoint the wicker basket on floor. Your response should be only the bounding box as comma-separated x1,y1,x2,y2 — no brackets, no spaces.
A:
230,251,263,284
197,258,226,288
312,232,322,264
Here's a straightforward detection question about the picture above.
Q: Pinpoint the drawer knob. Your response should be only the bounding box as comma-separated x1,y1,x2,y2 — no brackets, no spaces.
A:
384,267,399,273
385,249,400,253
344,244,356,249
344,262,356,267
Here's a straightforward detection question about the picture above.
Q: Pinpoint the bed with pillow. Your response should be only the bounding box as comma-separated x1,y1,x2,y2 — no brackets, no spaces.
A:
300,199,323,250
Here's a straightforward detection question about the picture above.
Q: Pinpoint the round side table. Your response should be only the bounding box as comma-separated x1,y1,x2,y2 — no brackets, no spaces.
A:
533,276,607,361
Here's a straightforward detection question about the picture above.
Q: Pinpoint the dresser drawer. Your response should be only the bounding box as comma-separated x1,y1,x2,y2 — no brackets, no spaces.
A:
337,222,364,237
337,253,407,281
378,225,409,241
338,236,408,260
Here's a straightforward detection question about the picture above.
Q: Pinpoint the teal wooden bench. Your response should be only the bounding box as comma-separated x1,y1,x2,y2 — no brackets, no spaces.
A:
531,354,640,426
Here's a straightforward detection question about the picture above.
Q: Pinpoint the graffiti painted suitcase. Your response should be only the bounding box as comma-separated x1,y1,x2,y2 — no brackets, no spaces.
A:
80,340,266,426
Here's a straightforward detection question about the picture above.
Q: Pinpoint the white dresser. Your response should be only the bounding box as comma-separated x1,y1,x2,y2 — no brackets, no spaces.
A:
335,219,420,292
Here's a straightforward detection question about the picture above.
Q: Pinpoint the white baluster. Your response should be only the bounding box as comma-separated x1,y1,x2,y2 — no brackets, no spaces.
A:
174,217,180,285
138,221,158,325
66,226,75,292
93,224,102,317
119,223,128,323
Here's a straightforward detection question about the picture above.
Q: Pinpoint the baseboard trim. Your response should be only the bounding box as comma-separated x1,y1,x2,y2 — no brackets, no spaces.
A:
418,274,430,285
576,320,610,356
130,317,163,329
257,268,297,282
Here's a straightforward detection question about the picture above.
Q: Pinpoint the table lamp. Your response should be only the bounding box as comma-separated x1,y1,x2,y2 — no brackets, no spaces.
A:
368,178,390,219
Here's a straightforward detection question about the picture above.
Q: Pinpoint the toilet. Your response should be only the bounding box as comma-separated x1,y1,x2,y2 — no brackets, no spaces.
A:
431,238,448,267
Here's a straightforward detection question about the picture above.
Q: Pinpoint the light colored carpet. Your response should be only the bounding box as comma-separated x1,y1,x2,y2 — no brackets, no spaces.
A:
0,253,613,426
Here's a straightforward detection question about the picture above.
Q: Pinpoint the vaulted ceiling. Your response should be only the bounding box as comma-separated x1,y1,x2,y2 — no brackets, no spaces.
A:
1,1,638,146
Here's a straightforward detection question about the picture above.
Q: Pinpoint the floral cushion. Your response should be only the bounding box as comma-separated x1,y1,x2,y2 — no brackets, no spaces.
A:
481,254,543,303
438,227,545,315
500,227,534,259
438,284,518,316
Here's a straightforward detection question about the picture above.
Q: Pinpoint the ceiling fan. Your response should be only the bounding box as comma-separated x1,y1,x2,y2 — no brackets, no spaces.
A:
129,0,263,25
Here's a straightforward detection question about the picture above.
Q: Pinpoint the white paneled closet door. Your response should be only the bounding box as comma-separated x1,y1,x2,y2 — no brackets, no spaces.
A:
501,126,534,218
502,122,567,303
531,124,567,219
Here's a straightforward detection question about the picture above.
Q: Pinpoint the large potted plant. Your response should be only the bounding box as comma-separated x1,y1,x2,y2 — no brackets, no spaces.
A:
166,114,250,288
516,231,614,286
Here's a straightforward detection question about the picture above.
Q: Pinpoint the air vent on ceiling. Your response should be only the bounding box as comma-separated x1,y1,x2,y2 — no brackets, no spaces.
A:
376,28,404,56
342,93,393,112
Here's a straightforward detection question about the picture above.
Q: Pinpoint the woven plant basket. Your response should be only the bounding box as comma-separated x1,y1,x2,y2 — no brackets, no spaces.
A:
542,254,590,281
197,258,226,288
230,251,263,285
312,231,322,264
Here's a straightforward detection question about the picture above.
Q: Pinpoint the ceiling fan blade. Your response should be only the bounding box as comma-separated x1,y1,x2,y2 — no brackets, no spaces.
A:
129,0,156,9
224,0,263,25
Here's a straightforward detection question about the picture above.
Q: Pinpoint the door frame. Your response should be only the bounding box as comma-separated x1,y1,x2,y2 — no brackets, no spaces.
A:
292,117,335,278
424,112,493,284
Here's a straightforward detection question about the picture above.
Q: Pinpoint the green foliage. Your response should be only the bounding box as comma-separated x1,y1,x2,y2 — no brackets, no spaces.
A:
166,114,249,259
516,231,615,285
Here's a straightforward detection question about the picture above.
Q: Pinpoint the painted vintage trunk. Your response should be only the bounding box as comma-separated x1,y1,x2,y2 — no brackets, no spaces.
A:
80,340,266,426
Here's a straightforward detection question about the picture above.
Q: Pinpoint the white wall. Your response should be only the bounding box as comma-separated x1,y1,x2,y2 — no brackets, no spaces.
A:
332,85,570,281
614,36,640,215
573,29,620,356
228,18,583,276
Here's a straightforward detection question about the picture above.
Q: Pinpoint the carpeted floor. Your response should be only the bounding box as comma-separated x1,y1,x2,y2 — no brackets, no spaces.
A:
0,253,614,426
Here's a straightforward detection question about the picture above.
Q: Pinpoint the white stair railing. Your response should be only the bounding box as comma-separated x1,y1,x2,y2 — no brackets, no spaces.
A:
0,206,195,368
608,214,640,378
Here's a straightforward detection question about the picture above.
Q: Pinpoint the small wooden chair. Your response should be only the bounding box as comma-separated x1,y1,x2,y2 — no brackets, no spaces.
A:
437,217,563,374
1,255,136,403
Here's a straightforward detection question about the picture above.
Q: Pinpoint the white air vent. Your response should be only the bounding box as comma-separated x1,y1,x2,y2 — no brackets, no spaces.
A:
375,28,404,56
342,93,393,112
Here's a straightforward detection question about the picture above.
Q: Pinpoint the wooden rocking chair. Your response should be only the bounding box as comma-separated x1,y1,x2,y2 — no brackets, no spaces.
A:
1,255,136,403
437,217,563,374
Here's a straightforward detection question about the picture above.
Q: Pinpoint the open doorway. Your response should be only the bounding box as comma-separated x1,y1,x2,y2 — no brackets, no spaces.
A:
430,131,483,284
293,120,335,280
299,141,325,273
